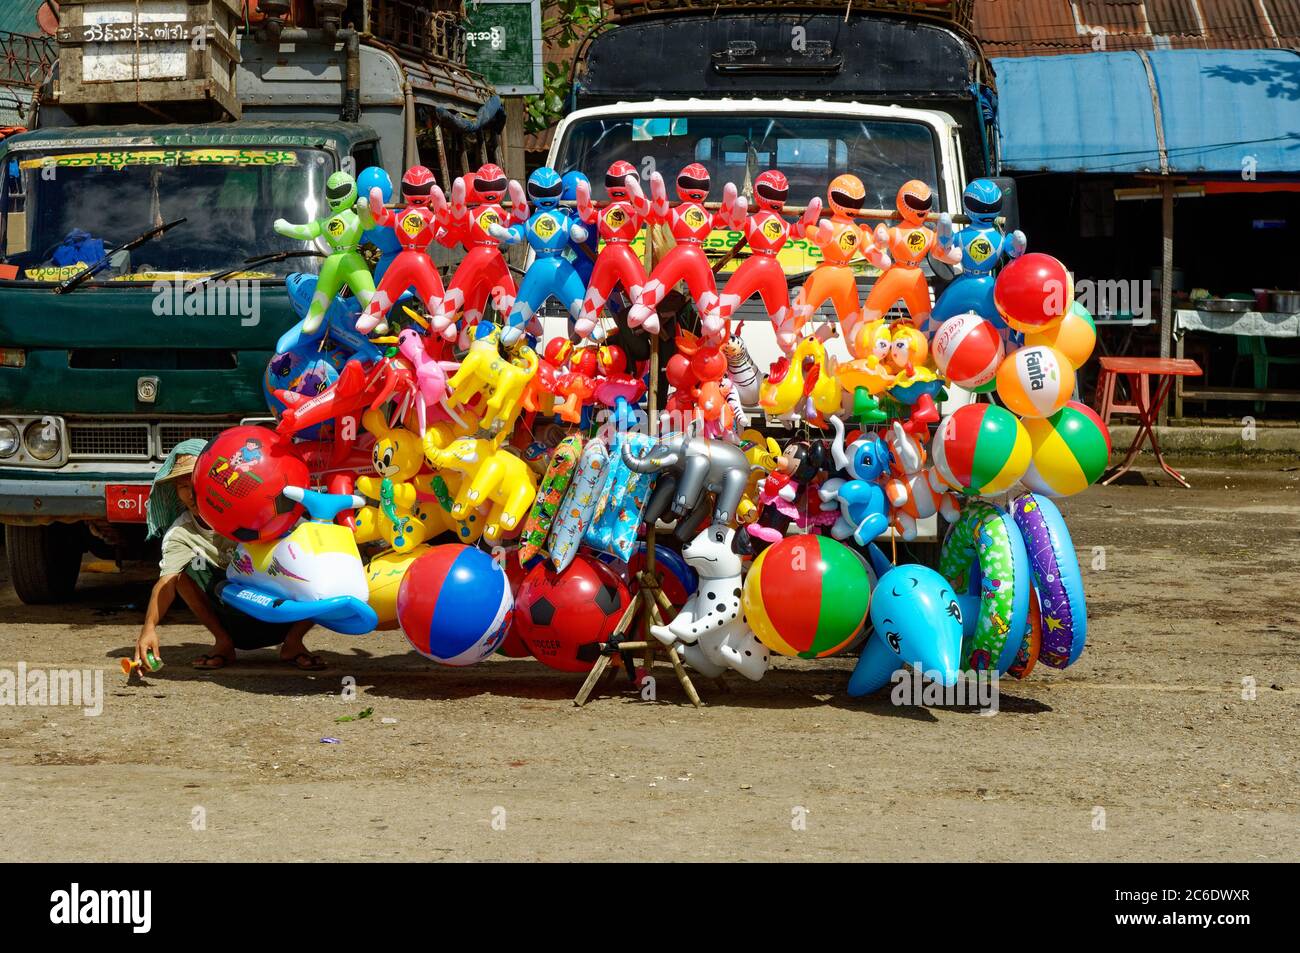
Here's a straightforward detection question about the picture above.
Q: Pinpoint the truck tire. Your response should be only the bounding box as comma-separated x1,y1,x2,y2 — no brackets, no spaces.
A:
5,523,85,604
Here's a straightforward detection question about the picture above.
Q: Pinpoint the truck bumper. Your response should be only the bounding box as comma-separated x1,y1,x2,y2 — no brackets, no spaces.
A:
0,473,154,523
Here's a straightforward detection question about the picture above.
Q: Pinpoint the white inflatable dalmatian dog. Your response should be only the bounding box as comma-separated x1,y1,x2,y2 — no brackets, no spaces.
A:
649,524,770,681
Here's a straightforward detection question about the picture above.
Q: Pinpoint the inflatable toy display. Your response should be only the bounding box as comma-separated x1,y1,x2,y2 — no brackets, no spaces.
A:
194,164,1107,702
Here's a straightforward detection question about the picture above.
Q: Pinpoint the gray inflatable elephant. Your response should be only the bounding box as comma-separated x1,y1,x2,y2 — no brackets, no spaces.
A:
622,433,753,540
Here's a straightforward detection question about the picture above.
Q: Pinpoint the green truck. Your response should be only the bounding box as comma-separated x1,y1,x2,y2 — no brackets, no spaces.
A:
0,3,501,603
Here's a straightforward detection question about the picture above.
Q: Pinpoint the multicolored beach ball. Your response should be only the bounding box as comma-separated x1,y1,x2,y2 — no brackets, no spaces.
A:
995,344,1075,418
1025,301,1096,369
396,544,512,665
1020,401,1112,497
931,312,1004,390
932,403,1031,497
742,536,870,659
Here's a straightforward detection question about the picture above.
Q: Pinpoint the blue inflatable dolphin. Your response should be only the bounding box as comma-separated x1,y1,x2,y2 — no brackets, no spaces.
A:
846,544,964,697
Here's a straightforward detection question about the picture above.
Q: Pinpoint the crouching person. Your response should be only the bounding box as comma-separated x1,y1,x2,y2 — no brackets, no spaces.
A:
133,440,324,671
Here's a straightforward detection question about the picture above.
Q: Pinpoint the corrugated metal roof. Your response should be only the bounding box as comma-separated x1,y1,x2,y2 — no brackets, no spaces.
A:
0,1,44,37
994,48,1300,175
975,0,1300,56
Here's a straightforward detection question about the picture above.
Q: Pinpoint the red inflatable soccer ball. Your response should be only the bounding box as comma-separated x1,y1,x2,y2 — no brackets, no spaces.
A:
193,425,307,542
994,252,1073,334
512,553,631,672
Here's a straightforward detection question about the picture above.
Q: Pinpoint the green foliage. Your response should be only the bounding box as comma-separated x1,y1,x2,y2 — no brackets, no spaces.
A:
524,1,604,135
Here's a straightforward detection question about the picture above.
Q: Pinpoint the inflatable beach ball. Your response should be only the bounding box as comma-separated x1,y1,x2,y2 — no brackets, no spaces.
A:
1021,401,1112,497
193,425,307,542
742,536,870,659
932,403,1031,497
397,544,512,665
932,312,1004,390
995,344,1075,418
994,252,1072,333
1025,301,1096,369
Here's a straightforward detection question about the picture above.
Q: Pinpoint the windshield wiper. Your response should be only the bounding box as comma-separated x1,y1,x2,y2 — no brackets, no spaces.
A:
193,249,327,289
53,218,188,294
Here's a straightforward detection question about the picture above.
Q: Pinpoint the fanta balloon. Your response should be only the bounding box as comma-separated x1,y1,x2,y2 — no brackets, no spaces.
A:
397,544,513,665
931,403,1031,497
995,344,1075,418
1020,400,1112,497
742,535,870,659
931,312,1004,390
1025,300,1096,369
994,252,1073,333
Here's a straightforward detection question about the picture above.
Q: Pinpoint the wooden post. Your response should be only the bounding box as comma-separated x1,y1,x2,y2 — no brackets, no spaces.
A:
502,96,527,182
1159,178,1174,426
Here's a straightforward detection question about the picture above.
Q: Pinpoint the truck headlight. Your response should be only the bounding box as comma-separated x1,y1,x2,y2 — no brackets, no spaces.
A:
23,420,61,461
0,422,17,458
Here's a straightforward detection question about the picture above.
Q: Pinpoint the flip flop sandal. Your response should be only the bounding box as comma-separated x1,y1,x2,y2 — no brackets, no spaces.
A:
191,653,233,670
284,652,326,671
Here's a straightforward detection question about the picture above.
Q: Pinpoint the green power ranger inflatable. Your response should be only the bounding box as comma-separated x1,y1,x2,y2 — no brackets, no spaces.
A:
274,171,378,334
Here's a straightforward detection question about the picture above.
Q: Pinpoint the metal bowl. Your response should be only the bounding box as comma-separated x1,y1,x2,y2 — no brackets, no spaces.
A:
1200,297,1252,313
1271,291,1300,314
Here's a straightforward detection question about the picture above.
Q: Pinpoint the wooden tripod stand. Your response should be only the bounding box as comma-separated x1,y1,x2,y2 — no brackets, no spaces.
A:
574,222,702,707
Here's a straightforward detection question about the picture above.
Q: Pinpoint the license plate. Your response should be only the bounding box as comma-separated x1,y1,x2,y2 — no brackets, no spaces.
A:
105,484,150,522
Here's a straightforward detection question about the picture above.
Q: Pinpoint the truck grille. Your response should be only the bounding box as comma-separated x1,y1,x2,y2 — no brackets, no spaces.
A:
65,420,240,462
67,423,151,460
158,423,227,455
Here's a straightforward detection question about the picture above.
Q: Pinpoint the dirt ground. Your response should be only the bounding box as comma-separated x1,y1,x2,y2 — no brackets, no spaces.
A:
1,459,1297,862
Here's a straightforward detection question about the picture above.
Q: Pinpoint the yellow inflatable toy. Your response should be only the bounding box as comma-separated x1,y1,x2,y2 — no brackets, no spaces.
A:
759,335,841,423
425,435,538,544
365,544,430,630
353,409,438,554
443,325,538,435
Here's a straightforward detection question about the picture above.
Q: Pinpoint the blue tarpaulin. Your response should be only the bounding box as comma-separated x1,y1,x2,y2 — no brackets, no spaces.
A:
993,49,1300,176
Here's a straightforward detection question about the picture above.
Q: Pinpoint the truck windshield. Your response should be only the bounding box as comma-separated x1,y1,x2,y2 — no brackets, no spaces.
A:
554,113,943,207
0,146,332,283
